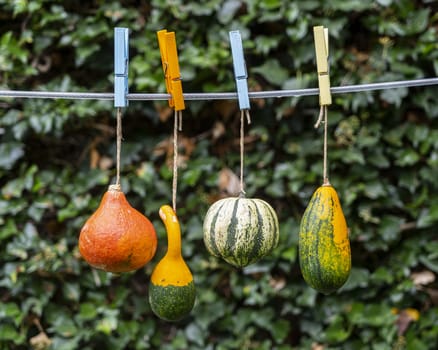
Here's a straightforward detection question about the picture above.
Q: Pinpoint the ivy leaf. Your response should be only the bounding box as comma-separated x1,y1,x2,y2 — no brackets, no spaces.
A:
252,59,289,86
380,87,408,107
0,142,24,170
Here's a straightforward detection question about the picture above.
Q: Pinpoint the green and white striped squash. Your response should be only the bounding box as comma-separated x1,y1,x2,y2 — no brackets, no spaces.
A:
203,195,279,267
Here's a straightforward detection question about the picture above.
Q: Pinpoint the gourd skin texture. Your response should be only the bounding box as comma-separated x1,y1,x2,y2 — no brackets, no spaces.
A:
149,205,195,322
299,185,351,294
78,186,157,273
203,196,279,267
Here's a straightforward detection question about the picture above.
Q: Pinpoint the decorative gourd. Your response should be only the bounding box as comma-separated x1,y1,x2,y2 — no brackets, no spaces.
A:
149,205,195,322
203,194,279,267
298,184,351,294
79,185,157,273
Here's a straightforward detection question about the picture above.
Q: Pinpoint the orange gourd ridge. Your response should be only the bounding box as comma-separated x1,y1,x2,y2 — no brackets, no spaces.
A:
149,205,195,322
78,184,157,273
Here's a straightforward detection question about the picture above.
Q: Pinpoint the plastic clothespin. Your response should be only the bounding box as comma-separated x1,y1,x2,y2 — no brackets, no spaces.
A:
313,26,332,106
157,29,185,111
114,27,129,107
229,30,250,110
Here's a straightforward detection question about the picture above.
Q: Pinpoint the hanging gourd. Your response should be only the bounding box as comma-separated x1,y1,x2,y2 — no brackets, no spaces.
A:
79,31,157,273
298,26,351,294
149,30,195,321
203,109,279,268
203,32,279,268
149,205,196,321
78,107,157,273
148,109,195,321
299,180,351,294
78,184,157,273
203,194,279,268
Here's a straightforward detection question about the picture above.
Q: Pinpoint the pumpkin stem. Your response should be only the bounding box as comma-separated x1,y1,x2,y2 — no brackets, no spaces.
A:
238,191,246,199
108,184,122,192
159,205,182,258
322,178,331,186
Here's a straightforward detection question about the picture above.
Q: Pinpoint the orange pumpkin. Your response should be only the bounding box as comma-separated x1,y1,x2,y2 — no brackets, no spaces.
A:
79,185,157,273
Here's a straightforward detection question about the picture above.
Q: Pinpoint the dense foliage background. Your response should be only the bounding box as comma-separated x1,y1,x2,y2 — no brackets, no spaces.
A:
1,1,437,349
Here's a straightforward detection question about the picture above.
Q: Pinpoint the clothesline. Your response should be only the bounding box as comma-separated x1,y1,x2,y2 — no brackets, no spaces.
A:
0,77,437,101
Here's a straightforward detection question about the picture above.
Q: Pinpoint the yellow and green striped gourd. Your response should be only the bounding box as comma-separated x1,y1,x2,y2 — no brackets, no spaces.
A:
299,184,351,294
149,205,195,321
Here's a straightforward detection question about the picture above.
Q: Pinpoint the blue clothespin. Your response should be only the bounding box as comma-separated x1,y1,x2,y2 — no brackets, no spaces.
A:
229,30,250,110
114,27,129,107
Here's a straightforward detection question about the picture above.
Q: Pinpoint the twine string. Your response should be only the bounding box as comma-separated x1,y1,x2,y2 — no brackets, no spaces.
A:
172,110,181,212
314,105,324,128
178,111,183,131
314,105,329,185
322,106,329,185
239,109,251,195
115,107,122,187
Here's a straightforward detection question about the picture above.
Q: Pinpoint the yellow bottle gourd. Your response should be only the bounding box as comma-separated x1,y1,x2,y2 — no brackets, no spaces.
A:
149,205,195,321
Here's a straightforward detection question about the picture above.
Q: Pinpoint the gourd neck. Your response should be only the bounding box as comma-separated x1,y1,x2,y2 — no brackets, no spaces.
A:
159,205,182,259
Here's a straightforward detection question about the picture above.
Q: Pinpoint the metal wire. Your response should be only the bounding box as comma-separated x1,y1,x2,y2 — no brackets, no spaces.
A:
0,77,437,101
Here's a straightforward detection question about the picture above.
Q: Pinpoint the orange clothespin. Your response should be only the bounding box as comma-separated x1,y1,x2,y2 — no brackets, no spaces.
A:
313,26,332,106
157,29,185,111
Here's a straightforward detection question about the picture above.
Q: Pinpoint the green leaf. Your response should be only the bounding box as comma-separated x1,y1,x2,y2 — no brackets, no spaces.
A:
271,319,290,343
51,319,78,338
252,59,289,86
340,268,370,291
62,282,80,302
325,316,351,343
96,309,118,335
364,181,386,199
417,202,438,228
185,323,204,347
296,287,317,307
380,87,408,107
376,0,392,6
419,256,438,274
0,323,24,344
2,177,26,198
380,215,403,243
371,267,394,284
218,0,242,24
0,219,18,241
0,142,24,170
395,149,420,166
77,303,98,321
0,303,23,326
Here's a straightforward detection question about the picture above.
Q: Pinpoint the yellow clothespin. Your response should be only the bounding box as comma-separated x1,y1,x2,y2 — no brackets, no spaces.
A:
313,26,332,106
157,29,185,111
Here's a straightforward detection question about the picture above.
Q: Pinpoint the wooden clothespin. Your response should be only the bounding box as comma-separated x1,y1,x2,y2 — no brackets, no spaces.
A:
114,27,129,107
157,29,185,111
313,26,332,106
229,30,250,110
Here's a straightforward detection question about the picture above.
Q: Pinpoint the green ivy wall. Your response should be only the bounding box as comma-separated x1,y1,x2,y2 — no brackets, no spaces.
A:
0,1,437,349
